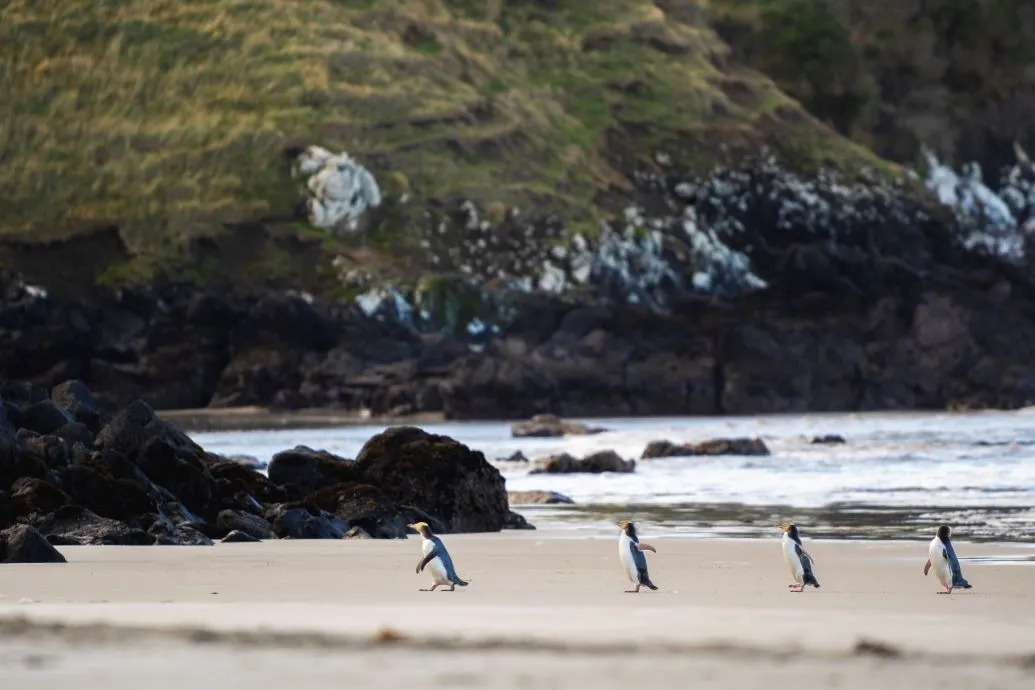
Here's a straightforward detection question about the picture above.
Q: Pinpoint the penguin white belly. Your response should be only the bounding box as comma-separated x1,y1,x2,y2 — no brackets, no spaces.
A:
422,539,451,585
929,538,952,589
618,534,639,583
782,535,804,584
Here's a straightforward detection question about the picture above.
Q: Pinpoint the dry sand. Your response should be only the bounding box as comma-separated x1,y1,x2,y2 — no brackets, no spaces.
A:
1,531,1034,688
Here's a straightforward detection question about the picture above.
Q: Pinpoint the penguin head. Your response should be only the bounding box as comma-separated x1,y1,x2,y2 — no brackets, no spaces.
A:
617,520,637,538
407,522,432,538
936,525,952,541
780,522,800,541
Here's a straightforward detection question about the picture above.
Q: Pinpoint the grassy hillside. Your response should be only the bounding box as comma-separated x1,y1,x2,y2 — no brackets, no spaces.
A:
1,0,895,295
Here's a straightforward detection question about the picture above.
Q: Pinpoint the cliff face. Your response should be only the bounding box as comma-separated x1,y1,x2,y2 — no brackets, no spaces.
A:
3,1,1035,415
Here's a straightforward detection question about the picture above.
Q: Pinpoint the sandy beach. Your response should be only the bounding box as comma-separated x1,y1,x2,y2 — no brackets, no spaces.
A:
1,532,1033,688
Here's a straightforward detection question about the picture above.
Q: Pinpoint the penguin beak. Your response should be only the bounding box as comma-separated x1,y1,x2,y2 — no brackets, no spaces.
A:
778,522,790,532
406,524,414,530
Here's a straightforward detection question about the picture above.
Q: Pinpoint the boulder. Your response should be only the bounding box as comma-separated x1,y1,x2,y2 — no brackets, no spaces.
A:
215,509,274,540
355,426,508,532
225,454,266,470
811,434,847,445
0,524,67,563
18,399,75,435
267,445,360,496
530,450,635,474
3,477,71,525
265,503,349,539
136,439,215,517
306,482,412,539
343,526,372,539
51,379,109,433
34,506,153,545
508,490,575,505
496,451,530,463
503,510,536,530
511,414,608,438
148,517,215,546
641,437,770,458
53,463,155,521
221,529,260,543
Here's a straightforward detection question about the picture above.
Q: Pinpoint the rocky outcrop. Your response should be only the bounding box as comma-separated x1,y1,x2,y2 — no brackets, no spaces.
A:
508,490,575,505
0,379,525,544
530,450,635,474
356,426,508,533
811,434,847,445
641,438,770,458
0,524,67,563
511,414,608,438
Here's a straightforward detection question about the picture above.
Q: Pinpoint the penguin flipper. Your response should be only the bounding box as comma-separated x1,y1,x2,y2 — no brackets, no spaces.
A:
924,558,932,576
416,548,439,574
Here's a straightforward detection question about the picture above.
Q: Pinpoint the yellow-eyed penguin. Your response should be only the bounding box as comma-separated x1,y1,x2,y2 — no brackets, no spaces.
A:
408,522,469,592
617,520,658,593
924,525,955,594
780,522,820,592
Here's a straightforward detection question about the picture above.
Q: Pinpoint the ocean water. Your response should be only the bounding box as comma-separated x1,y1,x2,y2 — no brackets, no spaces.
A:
190,410,1035,542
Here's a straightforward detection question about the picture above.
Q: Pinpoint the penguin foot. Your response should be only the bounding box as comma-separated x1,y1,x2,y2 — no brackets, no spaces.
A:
419,585,439,592
938,588,953,595
445,585,456,592
624,588,641,593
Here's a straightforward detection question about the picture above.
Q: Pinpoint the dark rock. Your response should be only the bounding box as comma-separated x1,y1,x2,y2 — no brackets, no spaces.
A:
53,463,155,521
0,381,49,411
265,504,349,539
16,429,70,470
50,380,109,433
215,509,273,540
221,529,260,543
207,460,284,507
511,414,608,438
34,506,152,545
641,437,770,458
148,517,215,546
306,482,410,539
508,490,575,505
267,445,360,496
496,451,530,463
503,510,536,530
17,399,74,435
530,450,635,474
0,524,67,563
53,421,95,447
136,438,214,518
811,434,847,445
355,426,508,533
224,454,265,470
2,477,71,525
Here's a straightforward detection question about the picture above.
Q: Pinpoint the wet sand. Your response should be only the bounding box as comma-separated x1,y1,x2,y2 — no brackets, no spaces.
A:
1,533,1033,688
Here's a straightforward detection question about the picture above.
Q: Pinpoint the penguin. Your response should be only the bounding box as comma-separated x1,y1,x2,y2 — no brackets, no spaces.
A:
408,522,468,592
780,522,820,592
925,524,967,594
617,520,658,593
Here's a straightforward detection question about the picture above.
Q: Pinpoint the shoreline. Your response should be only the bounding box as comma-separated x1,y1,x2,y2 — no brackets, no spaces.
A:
161,405,1031,434
158,406,446,432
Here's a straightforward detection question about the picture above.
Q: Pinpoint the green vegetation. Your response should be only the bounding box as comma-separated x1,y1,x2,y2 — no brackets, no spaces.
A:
0,0,897,293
